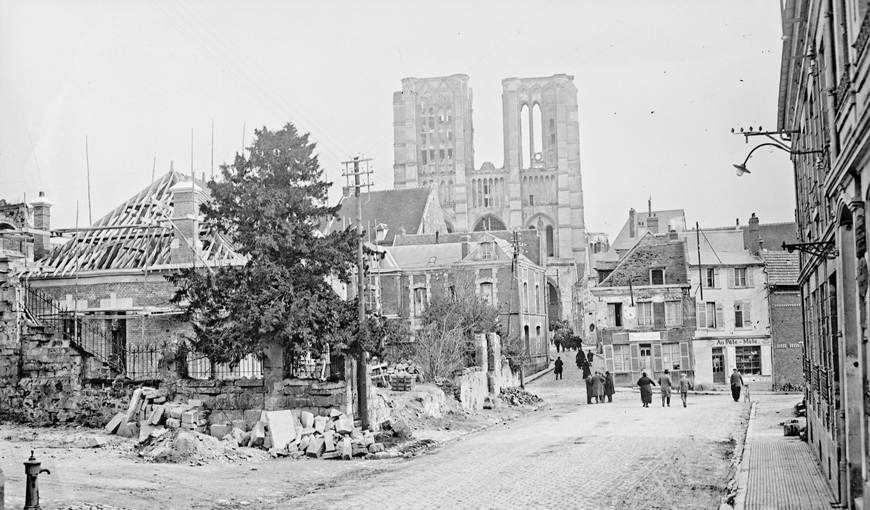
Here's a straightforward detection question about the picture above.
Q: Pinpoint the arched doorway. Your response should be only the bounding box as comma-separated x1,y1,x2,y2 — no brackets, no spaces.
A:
547,281,560,326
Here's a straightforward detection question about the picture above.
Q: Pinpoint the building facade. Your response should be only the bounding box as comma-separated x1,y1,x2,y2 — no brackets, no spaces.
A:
682,226,772,390
392,74,587,331
592,231,695,387
778,0,870,505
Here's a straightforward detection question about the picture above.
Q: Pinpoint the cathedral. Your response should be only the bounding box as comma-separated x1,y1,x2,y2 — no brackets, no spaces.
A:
392,73,588,327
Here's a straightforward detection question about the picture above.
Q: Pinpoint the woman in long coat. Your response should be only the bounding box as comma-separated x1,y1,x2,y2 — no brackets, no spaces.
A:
636,372,656,408
604,371,615,403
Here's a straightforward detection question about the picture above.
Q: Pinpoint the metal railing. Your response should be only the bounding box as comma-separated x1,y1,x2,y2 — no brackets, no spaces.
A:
185,351,264,380
126,343,163,380
22,283,125,373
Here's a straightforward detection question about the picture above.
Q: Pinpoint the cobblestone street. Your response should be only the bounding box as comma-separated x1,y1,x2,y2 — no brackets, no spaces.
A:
286,355,751,510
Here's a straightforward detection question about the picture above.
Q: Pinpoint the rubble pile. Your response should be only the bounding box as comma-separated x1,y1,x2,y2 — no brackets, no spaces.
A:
107,386,394,462
500,386,543,406
371,361,421,392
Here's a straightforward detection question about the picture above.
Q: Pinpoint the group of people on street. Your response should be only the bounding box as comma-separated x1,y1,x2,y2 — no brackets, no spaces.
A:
636,369,691,408
585,370,614,403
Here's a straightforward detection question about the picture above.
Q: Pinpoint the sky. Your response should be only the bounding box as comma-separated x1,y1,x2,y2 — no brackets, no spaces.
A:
0,0,793,240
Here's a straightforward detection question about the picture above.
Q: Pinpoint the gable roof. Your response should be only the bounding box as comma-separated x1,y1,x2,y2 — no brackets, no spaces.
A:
33,170,242,277
326,187,439,245
599,209,686,263
598,232,689,287
393,229,543,265
763,251,800,286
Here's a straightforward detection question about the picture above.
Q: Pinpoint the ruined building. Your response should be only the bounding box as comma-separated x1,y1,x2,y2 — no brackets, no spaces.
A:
392,74,587,328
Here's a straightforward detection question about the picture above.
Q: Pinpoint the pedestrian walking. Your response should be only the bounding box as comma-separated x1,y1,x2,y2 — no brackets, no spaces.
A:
658,369,673,407
586,349,594,364
585,372,594,404
554,356,563,380
637,372,655,408
604,371,615,403
730,368,745,402
554,338,562,353
594,371,605,403
678,373,690,407
575,350,584,369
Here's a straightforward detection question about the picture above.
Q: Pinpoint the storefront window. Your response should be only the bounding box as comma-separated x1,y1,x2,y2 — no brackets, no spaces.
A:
662,343,681,370
612,344,631,372
735,345,761,375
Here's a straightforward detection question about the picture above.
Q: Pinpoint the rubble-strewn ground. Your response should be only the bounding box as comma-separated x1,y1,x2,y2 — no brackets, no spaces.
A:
1,356,752,510
0,384,540,510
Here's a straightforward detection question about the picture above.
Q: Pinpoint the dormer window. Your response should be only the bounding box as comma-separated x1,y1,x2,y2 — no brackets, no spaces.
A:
480,242,494,260
650,268,665,285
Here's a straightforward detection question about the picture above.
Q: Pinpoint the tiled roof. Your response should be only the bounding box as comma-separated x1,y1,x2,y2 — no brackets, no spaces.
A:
327,187,435,245
34,170,242,276
763,251,800,286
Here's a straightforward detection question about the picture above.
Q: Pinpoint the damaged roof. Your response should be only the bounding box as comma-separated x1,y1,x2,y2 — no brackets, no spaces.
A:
33,170,243,277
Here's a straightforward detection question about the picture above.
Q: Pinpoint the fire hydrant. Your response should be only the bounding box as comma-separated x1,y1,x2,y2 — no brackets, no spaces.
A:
23,451,50,510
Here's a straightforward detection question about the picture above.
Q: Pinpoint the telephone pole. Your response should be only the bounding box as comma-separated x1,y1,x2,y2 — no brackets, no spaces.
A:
342,155,373,430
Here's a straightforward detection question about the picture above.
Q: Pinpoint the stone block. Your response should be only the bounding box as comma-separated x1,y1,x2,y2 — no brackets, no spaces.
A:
329,408,343,419
139,420,157,442
299,434,311,451
250,421,266,448
169,405,191,420
300,411,314,429
148,406,165,425
362,431,374,448
305,437,325,458
210,423,233,439
187,399,203,407
336,418,354,435
368,443,384,454
263,409,298,451
116,422,133,438
341,437,352,460
165,418,180,429
236,378,264,387
313,415,328,433
181,410,200,424
104,412,126,434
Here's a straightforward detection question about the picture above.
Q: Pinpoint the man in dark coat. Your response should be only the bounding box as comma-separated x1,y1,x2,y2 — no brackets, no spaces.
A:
604,371,615,403
637,372,656,408
730,368,745,402
576,351,584,369
587,349,594,363
581,359,591,379
554,356,563,380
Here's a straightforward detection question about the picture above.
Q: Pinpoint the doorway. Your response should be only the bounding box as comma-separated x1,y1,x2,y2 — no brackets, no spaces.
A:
712,347,725,384
639,343,652,375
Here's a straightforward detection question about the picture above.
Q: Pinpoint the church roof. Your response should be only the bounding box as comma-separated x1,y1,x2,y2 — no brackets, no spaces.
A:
326,187,438,245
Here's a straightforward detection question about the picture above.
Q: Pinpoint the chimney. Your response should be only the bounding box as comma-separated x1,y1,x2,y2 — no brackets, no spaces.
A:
29,191,54,259
748,213,761,255
668,229,679,241
647,213,659,234
168,179,206,265
629,208,636,238
461,234,471,259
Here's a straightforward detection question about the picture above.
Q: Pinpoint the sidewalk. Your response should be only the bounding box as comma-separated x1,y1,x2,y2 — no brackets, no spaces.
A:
733,395,839,510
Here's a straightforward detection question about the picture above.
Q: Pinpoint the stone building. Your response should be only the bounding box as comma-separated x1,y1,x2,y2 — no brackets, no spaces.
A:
763,250,803,390
0,192,54,267
392,74,587,331
591,231,695,387
776,0,870,505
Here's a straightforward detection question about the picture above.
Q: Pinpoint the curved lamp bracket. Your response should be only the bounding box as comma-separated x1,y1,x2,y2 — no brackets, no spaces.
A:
734,142,824,176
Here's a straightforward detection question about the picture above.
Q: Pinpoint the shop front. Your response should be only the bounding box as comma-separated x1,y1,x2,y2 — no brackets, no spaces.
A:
692,336,772,390
603,330,693,387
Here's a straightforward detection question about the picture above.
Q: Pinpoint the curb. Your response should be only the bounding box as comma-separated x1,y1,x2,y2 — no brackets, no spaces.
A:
724,401,757,510
523,366,554,385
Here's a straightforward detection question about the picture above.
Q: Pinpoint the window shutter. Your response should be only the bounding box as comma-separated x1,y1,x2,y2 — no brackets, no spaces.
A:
680,342,690,371
607,304,615,326
747,270,754,287
761,345,772,375
630,343,640,372
743,301,752,327
653,302,665,329
728,268,734,288
604,344,614,372
653,343,663,372
715,302,724,329
697,302,707,329
714,268,720,288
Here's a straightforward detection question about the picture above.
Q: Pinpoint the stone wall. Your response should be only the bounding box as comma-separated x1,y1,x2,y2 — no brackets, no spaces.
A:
452,366,487,410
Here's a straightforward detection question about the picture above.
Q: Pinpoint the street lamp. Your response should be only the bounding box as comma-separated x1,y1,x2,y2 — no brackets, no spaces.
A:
733,141,824,176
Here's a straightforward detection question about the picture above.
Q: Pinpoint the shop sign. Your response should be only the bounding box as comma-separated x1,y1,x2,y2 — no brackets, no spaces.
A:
706,338,771,347
629,331,661,342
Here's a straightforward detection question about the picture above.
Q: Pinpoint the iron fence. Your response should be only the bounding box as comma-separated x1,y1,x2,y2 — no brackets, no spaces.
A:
284,349,334,380
185,351,263,380
126,343,163,380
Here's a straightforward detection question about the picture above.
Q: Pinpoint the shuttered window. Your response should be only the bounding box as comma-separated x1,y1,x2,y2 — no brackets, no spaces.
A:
637,302,653,326
665,301,682,326
734,300,752,328
612,345,631,372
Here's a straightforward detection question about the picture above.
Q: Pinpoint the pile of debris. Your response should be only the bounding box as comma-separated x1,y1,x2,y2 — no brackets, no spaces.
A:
500,386,543,406
107,387,394,462
371,361,421,392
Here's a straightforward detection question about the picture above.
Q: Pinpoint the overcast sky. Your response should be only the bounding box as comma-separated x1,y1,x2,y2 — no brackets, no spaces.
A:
0,0,791,239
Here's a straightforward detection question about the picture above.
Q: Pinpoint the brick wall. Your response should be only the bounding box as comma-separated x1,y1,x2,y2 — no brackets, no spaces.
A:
770,289,804,389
